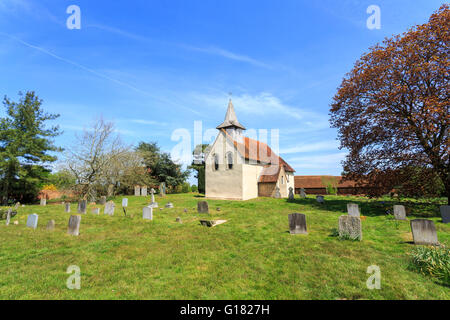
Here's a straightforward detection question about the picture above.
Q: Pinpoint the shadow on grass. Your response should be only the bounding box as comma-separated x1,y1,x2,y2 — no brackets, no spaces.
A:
287,197,442,218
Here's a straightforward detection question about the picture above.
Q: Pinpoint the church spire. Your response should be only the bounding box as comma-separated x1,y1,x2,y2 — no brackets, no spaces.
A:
216,99,246,130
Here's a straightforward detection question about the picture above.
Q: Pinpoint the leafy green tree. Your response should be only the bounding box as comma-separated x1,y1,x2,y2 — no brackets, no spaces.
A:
47,169,76,190
188,144,209,194
137,142,190,190
0,91,62,204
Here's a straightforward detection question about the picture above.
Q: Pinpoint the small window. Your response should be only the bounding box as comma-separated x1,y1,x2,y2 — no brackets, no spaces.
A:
227,152,233,170
214,154,219,171
281,176,284,184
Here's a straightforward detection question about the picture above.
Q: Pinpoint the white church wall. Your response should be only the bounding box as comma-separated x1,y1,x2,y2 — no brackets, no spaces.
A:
242,163,263,200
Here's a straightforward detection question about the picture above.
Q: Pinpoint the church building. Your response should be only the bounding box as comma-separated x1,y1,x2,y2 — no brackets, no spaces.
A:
205,100,295,200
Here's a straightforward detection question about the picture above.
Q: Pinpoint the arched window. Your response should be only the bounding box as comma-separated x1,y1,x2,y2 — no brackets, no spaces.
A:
281,176,284,185
214,154,219,171
227,152,233,170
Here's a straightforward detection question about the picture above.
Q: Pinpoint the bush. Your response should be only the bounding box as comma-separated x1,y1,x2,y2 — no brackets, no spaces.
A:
409,246,450,285
191,185,198,193
181,182,191,193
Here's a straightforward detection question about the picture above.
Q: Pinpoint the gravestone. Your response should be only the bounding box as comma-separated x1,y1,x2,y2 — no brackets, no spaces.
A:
288,187,295,201
91,208,100,215
274,187,281,199
197,201,209,214
14,202,20,210
65,203,71,213
338,215,362,241
107,184,114,197
300,188,306,198
200,220,227,228
149,188,158,208
184,208,188,213
176,217,182,224
40,198,47,206
316,196,325,204
288,213,308,235
165,203,174,209
393,205,407,220
159,182,166,197
143,207,153,220
5,209,11,226
99,196,107,205
122,198,128,207
46,220,55,231
141,186,148,197
105,201,115,216
68,215,81,236
134,186,140,196
410,220,438,245
440,205,450,224
347,203,360,217
77,200,87,214
26,214,39,229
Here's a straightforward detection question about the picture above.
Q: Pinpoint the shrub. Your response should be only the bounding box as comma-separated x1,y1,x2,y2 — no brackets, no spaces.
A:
181,182,191,193
191,185,198,193
409,246,450,285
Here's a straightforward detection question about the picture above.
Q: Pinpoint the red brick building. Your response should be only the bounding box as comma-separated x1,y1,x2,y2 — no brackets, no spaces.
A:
294,176,361,195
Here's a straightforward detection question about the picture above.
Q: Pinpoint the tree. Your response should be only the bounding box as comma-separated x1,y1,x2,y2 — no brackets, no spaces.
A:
330,5,449,203
137,142,190,190
65,118,128,200
0,91,62,204
188,144,210,194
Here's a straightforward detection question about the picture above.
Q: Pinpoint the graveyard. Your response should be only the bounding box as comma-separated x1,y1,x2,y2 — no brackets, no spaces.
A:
0,193,448,300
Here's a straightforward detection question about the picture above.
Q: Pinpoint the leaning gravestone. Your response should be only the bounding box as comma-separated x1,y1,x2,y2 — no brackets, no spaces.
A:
91,208,100,215
316,196,325,204
440,205,450,224
393,205,407,220
105,201,115,216
77,200,87,214
40,198,47,206
26,214,39,230
300,188,306,198
288,213,308,235
197,201,209,214
65,203,71,213
5,209,12,226
339,215,362,241
141,186,148,197
99,196,107,205
134,186,140,196
274,187,281,199
288,187,295,201
68,215,81,236
347,203,360,217
143,207,153,220
410,220,438,245
46,220,55,231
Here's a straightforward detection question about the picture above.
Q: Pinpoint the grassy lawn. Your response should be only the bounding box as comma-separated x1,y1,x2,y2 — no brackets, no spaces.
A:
0,194,448,300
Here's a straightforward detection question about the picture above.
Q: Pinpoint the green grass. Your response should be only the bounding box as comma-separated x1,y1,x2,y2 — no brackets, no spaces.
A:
0,194,449,300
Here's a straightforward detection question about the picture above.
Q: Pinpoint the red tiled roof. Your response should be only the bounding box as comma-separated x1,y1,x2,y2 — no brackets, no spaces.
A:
221,129,295,174
258,165,281,183
294,176,357,189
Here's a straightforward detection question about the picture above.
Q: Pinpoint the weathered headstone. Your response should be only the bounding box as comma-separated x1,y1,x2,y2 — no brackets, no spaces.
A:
149,188,158,208
338,215,362,241
200,220,227,228
26,214,39,229
143,207,153,220
122,198,128,207
65,203,71,213
5,209,11,226
440,205,450,224
197,201,209,214
68,215,81,236
184,208,188,213
99,196,107,205
46,220,55,231
300,188,306,198
347,203,360,217
288,187,295,201
134,185,140,196
105,201,115,216
40,198,47,206
77,200,87,214
288,213,308,235
91,208,100,215
410,220,438,245
159,182,166,197
316,196,325,204
393,205,407,220
165,203,174,209
14,202,20,210
141,186,148,197
176,217,182,224
274,187,281,199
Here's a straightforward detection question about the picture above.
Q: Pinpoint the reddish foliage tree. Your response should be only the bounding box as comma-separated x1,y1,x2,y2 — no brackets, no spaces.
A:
330,5,449,203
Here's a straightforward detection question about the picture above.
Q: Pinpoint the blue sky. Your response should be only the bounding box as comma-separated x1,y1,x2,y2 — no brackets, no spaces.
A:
0,0,446,183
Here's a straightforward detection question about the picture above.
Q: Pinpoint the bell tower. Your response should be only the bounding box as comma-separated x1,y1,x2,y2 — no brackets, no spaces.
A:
216,99,246,142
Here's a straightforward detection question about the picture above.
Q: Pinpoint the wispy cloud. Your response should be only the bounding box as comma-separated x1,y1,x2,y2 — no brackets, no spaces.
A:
280,140,340,154
128,119,168,126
